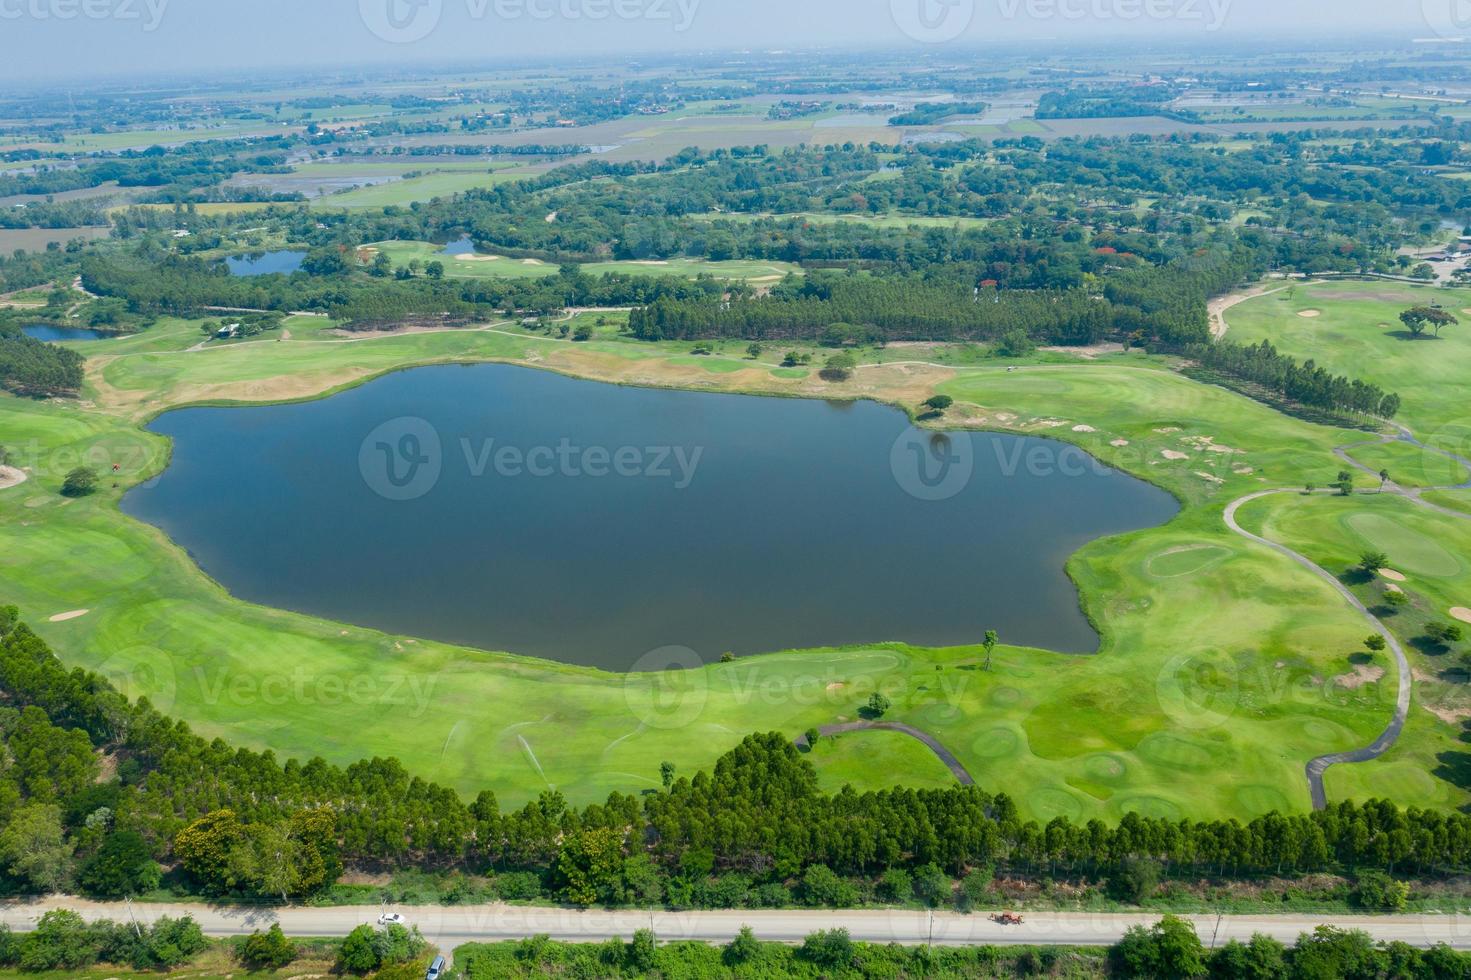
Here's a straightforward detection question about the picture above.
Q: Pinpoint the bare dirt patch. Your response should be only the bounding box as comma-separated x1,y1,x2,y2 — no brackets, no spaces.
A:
1333,663,1386,690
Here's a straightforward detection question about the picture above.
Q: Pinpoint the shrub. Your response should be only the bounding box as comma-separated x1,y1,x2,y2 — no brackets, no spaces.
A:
1354,871,1409,911
877,868,913,903
801,864,858,908
801,928,854,968
724,925,760,965
240,923,296,970
78,830,162,898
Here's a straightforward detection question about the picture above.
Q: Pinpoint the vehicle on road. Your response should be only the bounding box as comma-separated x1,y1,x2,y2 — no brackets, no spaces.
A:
426,954,446,980
378,912,406,926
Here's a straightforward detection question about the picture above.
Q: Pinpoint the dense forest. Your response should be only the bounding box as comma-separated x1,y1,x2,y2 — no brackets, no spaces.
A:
0,325,84,395
2,610,1471,913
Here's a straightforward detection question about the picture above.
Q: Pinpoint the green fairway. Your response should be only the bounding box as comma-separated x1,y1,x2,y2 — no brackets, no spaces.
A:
1233,491,1471,812
368,240,801,282
1341,437,1471,489
1,317,1445,820
1226,280,1471,440
313,168,534,209
807,730,960,793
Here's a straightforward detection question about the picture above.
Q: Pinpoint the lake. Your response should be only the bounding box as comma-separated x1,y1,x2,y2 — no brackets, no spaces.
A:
226,250,306,276
123,364,1177,671
22,325,112,342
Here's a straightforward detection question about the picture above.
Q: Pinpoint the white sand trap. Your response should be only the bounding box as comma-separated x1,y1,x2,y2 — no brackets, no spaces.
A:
521,259,545,266
1298,309,1321,318
1451,607,1471,624
455,253,502,262
1380,569,1407,582
1161,450,1190,461
1111,439,1130,447
0,466,27,491
1386,583,1403,594
1073,424,1097,433
49,610,89,623
1154,426,1180,434
627,260,670,266
1195,471,1225,485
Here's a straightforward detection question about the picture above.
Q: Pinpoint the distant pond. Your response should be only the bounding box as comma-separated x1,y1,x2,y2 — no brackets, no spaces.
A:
225,250,306,276
22,325,112,342
123,364,1178,671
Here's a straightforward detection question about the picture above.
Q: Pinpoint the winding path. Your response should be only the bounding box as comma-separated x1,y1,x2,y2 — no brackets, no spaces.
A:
1223,490,1412,809
797,722,975,786
1222,423,1471,808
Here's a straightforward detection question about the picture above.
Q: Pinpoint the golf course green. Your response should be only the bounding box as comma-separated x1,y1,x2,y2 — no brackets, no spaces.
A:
3,285,1468,819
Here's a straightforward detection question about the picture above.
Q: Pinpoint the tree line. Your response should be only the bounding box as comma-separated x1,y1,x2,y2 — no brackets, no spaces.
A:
1189,339,1401,420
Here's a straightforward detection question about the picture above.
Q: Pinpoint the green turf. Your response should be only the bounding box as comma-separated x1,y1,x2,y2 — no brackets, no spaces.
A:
1226,280,1471,440
313,169,534,209
0,320,1461,819
1340,437,1471,489
806,730,960,793
368,240,800,282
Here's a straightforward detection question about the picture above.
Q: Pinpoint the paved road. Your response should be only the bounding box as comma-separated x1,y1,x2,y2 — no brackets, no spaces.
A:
1222,488,1413,809
799,722,975,785
5,899,1471,950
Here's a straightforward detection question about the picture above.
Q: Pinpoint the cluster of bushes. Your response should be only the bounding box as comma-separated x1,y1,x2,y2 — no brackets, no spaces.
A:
1188,338,1400,420
457,918,1471,979
0,911,206,972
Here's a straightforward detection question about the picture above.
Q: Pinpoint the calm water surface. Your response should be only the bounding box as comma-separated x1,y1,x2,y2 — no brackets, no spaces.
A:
124,364,1177,670
225,250,306,276
22,325,111,342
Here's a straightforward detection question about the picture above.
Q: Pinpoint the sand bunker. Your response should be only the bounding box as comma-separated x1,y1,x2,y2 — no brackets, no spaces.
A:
455,253,502,262
1111,439,1130,447
1298,309,1322,318
1073,424,1097,433
0,466,27,491
1451,607,1471,625
48,610,89,623
1380,569,1408,583
1161,450,1190,461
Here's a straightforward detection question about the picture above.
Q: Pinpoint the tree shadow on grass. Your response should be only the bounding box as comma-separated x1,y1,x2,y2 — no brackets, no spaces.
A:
1433,751,1471,800
1384,330,1446,342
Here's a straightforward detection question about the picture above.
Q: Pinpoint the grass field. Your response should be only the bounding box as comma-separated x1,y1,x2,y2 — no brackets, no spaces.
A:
313,168,535,209
1226,279,1471,442
3,310,1448,821
1234,492,1471,811
369,240,801,282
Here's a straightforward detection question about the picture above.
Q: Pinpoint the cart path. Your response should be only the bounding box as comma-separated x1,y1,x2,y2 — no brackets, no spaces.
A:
797,722,975,786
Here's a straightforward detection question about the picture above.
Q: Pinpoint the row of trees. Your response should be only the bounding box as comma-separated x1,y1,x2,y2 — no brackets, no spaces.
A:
1190,339,1400,419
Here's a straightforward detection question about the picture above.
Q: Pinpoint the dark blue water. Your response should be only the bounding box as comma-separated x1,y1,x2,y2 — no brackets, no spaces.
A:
123,364,1177,670
225,250,306,276
22,325,110,342
440,236,476,256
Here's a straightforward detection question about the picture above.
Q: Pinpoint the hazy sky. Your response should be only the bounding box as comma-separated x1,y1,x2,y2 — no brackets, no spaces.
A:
0,0,1453,82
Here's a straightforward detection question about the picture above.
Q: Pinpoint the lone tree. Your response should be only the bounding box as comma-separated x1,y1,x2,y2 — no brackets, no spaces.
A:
1379,469,1391,492
61,467,99,498
659,761,676,789
1426,622,1465,650
1359,551,1390,574
821,351,857,382
1399,306,1459,339
982,630,1000,672
923,395,954,413
865,693,892,718
1365,634,1387,653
